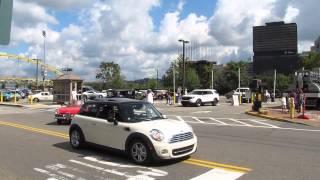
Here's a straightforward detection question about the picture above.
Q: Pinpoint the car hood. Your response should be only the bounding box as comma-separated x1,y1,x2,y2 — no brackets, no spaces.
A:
57,106,81,114
132,119,193,138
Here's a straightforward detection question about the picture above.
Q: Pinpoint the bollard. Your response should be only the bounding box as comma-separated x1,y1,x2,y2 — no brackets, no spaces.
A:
173,93,176,105
251,93,254,105
290,97,295,119
239,94,242,104
0,91,3,103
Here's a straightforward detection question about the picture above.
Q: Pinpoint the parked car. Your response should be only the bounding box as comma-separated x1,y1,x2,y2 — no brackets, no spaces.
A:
69,98,197,165
29,91,53,102
55,105,81,124
10,90,25,99
82,90,107,101
233,87,251,103
181,89,219,107
0,91,20,102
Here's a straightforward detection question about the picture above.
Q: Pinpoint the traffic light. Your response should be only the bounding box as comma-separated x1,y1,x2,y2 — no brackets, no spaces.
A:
0,0,13,45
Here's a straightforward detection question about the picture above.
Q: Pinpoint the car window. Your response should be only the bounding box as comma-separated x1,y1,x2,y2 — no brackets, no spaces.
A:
190,91,203,95
41,93,45,95
119,102,162,122
80,103,98,117
206,91,213,94
96,104,120,122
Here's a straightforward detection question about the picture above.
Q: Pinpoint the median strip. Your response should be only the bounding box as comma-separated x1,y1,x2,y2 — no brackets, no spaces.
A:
0,120,251,172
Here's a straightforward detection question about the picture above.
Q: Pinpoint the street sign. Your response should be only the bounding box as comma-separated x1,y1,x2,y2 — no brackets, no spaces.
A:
0,0,13,45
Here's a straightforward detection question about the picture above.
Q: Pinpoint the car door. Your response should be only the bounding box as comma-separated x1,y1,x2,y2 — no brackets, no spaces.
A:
94,104,130,150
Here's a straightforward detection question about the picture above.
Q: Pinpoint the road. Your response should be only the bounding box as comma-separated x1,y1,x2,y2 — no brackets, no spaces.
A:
0,103,320,180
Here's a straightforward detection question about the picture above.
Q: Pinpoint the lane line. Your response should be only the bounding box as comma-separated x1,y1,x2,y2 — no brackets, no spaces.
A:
0,120,252,172
209,118,228,125
186,159,251,172
248,119,280,128
228,118,253,126
176,116,185,121
192,117,205,123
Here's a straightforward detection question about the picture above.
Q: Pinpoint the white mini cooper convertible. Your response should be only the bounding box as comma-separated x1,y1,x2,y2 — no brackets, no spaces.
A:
69,98,197,165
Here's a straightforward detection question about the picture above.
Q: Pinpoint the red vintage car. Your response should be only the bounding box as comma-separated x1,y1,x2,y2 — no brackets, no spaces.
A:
55,105,81,124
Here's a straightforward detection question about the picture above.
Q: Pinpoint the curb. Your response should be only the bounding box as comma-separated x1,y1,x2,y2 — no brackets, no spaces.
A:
0,103,24,108
245,111,311,127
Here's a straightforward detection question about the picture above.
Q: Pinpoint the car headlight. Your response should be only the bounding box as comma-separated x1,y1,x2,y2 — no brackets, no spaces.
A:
150,129,164,141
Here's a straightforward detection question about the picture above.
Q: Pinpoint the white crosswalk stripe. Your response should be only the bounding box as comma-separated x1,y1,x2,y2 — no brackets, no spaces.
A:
166,115,280,129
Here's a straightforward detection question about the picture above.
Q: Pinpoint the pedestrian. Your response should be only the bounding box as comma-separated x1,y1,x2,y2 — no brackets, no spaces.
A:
281,94,287,113
146,89,154,104
166,91,171,105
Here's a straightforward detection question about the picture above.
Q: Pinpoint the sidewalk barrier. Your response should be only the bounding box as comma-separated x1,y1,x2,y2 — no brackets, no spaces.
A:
289,97,295,119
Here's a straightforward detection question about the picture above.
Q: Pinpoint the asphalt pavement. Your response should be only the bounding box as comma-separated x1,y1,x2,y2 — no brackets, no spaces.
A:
1,101,320,180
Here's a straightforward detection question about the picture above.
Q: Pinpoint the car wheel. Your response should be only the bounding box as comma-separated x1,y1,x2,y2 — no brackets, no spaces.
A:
195,99,201,107
129,139,152,165
70,128,85,149
212,98,218,106
98,95,103,98
57,119,62,125
33,98,40,102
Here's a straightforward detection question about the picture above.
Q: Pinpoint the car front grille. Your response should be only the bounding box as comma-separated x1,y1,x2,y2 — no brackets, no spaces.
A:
172,145,194,156
169,132,193,144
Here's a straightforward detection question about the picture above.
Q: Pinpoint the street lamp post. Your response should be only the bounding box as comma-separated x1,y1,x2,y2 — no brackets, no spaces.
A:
178,39,189,94
42,30,46,90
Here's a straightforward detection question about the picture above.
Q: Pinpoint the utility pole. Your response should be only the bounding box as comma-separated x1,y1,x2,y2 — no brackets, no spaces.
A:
273,69,277,96
238,68,241,89
156,68,158,89
173,64,176,105
211,69,214,89
34,59,40,90
42,30,46,90
178,39,189,94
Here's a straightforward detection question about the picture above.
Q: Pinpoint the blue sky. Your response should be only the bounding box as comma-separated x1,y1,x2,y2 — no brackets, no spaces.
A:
0,0,318,80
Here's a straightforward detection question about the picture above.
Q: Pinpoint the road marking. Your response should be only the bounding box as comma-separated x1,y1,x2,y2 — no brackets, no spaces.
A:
0,121,69,139
185,158,251,172
228,118,253,126
190,168,245,180
209,118,228,125
248,119,279,128
192,111,211,114
176,116,185,121
0,120,252,173
192,117,205,123
34,168,68,180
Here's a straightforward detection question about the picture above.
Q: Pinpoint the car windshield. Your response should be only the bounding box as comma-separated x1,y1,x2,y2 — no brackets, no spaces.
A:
119,102,163,122
189,91,203,95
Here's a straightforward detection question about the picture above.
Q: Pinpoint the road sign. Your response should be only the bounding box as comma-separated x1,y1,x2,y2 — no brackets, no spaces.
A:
0,0,13,45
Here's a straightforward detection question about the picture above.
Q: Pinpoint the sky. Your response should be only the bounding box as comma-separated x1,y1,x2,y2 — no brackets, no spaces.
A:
0,0,319,81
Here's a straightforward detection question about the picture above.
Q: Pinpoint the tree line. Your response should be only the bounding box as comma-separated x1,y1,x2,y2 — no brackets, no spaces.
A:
93,52,320,94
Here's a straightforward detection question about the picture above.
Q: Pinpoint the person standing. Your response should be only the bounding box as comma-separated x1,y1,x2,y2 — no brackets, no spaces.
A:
146,89,154,104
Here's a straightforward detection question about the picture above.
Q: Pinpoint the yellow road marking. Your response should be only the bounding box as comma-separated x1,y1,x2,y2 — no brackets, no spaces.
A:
185,158,251,172
0,121,69,139
0,120,251,172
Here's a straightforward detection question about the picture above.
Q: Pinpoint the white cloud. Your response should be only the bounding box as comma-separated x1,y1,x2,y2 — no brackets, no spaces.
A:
1,0,320,81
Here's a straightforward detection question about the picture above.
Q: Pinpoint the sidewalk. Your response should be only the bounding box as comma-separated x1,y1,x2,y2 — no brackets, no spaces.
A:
246,105,320,127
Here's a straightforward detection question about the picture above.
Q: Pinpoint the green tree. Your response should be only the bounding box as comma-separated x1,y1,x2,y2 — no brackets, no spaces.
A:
302,52,320,69
96,62,124,89
185,68,200,90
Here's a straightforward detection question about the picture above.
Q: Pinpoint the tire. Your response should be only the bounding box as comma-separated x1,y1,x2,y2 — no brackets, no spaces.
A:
57,119,62,125
69,128,85,149
129,139,152,165
195,99,201,107
212,98,218,106
33,98,40,102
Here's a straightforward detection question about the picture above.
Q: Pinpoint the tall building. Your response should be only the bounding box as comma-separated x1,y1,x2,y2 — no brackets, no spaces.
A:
311,36,320,52
253,21,300,74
